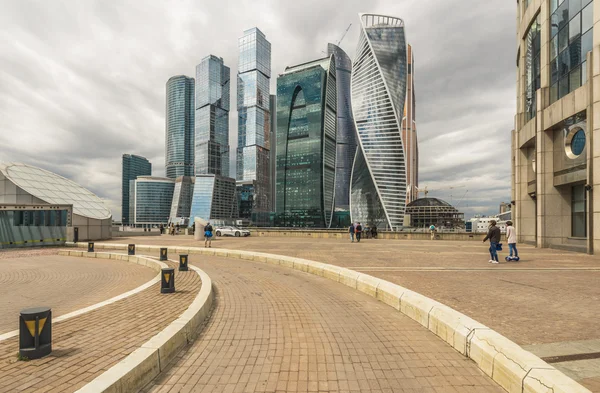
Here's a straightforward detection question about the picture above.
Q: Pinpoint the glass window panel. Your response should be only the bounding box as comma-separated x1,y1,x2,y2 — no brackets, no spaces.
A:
559,25,569,52
559,49,571,76
582,60,588,84
569,0,582,18
570,65,582,91
550,83,559,103
559,74,570,98
582,3,593,33
551,0,559,12
569,14,581,43
551,35,559,60
569,37,582,66
551,57,559,85
581,29,593,61
556,0,570,31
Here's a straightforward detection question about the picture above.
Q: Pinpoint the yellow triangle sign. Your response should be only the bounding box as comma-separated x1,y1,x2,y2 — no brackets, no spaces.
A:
182,257,186,264
162,250,166,255
24,317,47,337
129,246,134,250
164,273,171,284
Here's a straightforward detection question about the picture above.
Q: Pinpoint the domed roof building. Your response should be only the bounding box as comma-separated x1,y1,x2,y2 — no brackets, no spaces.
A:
405,197,465,229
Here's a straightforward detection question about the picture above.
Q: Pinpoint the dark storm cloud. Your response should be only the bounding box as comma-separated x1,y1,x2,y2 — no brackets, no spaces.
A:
0,0,515,219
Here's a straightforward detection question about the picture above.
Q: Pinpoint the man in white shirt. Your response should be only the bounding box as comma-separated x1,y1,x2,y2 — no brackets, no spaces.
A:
506,221,518,260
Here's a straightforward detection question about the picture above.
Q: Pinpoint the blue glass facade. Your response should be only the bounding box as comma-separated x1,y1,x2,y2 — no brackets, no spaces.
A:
327,44,357,215
189,175,237,222
351,14,408,231
122,154,151,225
195,55,231,177
275,56,337,228
169,176,195,225
130,177,175,225
166,76,195,179
237,28,272,220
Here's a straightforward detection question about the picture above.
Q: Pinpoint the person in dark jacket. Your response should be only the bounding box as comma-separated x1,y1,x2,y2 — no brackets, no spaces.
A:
204,222,214,248
356,223,363,242
483,220,501,264
349,223,355,243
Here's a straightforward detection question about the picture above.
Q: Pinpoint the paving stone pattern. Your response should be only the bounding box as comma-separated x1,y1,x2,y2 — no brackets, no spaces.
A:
0,255,201,393
0,253,155,334
143,255,503,393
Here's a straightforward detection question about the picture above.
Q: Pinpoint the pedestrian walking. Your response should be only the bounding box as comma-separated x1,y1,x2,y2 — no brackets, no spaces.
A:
204,222,213,248
349,223,355,243
356,222,363,242
506,221,519,260
170,223,175,236
429,224,436,240
159,224,164,235
483,220,501,264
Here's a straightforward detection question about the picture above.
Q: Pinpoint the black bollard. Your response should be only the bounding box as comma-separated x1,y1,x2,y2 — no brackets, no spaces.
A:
19,307,52,359
88,242,94,252
128,244,135,255
179,255,189,271
161,268,175,293
159,248,168,261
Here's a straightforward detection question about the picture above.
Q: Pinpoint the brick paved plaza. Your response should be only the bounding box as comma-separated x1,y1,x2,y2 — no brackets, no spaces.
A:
0,237,598,391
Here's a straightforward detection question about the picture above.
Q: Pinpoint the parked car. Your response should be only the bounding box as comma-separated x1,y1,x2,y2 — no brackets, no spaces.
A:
215,226,251,237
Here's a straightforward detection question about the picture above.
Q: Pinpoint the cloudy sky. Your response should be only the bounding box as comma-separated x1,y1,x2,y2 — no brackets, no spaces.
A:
0,0,515,220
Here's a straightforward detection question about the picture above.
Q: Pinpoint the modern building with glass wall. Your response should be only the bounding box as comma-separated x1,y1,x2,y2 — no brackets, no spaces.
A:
350,14,408,231
129,176,175,226
195,55,231,177
327,43,357,227
275,56,337,228
189,175,237,223
166,75,195,179
0,204,71,249
121,154,151,225
236,27,272,223
0,162,111,240
403,44,419,204
169,176,195,226
514,0,597,253
270,94,277,209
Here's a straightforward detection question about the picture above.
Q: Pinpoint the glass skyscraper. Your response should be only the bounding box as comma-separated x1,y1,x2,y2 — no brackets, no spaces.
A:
236,28,272,222
129,177,175,225
121,154,151,225
350,14,408,231
169,175,195,225
189,175,237,222
275,56,337,228
327,44,357,222
165,76,195,179
195,55,231,177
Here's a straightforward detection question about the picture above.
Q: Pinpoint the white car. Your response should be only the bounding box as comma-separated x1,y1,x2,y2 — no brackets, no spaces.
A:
215,226,250,237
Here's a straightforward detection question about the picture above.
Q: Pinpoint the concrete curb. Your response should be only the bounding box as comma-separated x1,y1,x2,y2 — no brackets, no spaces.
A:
73,251,214,393
70,243,591,393
0,251,165,343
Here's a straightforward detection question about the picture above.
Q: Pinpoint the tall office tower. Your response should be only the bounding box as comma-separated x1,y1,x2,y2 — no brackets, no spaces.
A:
327,43,357,226
275,56,337,228
129,177,175,226
122,154,152,225
168,176,195,225
269,94,277,209
195,55,231,176
166,76,195,179
236,28,272,223
189,175,237,222
403,44,419,204
350,14,408,231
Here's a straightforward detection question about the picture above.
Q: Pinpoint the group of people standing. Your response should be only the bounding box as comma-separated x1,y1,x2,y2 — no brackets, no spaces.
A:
348,223,377,242
483,220,519,263
159,223,180,236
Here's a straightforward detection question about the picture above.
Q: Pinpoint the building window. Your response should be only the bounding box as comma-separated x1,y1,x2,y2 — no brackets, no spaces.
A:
525,14,541,121
550,0,594,103
571,184,586,237
565,126,586,158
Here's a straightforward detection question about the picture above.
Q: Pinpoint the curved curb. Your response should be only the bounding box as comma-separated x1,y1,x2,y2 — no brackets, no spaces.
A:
70,243,591,393
75,254,214,393
0,251,165,343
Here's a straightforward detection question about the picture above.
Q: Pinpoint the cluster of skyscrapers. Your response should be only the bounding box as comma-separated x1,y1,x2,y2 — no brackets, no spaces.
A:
122,14,419,231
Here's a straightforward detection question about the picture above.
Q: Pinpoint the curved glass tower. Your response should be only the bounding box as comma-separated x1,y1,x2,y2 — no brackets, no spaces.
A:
327,44,357,217
350,14,408,231
166,76,195,179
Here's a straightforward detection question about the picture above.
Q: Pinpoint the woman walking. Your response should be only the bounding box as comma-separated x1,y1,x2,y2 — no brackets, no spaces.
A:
482,220,501,264
506,221,519,260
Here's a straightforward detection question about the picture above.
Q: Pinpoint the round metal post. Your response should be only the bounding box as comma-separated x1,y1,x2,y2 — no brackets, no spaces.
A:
19,307,52,359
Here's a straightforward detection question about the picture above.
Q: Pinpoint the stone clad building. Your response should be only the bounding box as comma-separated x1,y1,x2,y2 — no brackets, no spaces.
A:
513,0,597,252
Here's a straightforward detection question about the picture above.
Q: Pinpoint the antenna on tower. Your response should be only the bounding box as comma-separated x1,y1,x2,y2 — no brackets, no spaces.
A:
337,23,352,46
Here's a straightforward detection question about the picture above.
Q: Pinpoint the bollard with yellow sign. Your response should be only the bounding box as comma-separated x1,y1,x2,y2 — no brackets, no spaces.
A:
128,244,135,255
159,247,168,261
161,268,175,293
19,307,52,359
88,242,94,252
179,254,189,271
